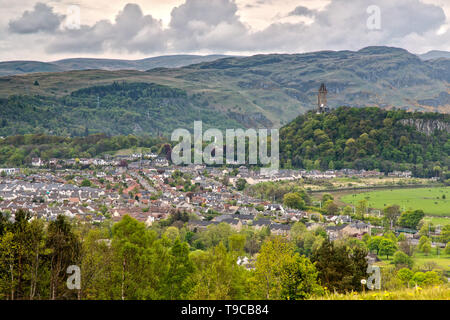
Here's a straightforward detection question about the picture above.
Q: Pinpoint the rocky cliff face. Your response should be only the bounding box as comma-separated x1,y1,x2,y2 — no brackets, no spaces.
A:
399,118,450,136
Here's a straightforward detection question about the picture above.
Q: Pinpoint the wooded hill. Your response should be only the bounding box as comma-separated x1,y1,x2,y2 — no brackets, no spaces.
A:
279,107,450,177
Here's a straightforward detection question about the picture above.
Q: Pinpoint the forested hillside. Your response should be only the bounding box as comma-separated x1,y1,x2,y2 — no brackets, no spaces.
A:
0,46,449,132
280,107,450,177
0,82,243,137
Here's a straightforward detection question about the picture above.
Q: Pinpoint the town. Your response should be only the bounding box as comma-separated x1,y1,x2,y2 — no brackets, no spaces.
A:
0,152,427,245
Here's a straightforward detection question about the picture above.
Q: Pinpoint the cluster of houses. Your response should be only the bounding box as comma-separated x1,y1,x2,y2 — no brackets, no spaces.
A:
233,167,400,185
31,153,169,169
0,162,378,245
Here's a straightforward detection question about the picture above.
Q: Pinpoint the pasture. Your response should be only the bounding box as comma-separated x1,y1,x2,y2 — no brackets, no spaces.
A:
340,187,450,216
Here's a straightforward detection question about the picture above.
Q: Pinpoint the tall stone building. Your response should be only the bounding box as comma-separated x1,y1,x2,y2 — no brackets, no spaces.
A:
317,83,330,114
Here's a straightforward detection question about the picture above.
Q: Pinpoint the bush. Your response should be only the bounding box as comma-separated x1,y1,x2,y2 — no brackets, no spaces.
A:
81,179,92,187
396,268,414,286
392,251,413,269
410,271,444,287
445,243,450,255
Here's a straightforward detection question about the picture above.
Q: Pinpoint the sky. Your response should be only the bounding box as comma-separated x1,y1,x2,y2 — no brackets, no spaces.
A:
0,0,449,61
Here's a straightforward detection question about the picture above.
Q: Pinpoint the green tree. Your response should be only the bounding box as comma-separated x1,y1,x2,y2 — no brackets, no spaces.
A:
283,193,305,210
254,237,322,299
384,205,400,230
439,225,450,243
279,255,323,300
379,238,397,259
342,206,353,216
228,234,246,254
81,179,92,187
189,243,247,300
418,236,432,255
324,201,339,215
46,215,82,300
398,210,425,229
445,242,450,255
392,251,413,269
110,215,159,300
311,238,368,293
322,193,334,203
355,200,368,218
162,239,194,299
235,178,247,191
163,226,180,243
254,237,293,299
397,268,414,287
368,236,383,255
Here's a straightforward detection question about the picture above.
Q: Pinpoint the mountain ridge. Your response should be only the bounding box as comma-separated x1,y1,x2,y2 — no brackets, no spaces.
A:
418,50,450,61
0,46,449,135
0,54,231,76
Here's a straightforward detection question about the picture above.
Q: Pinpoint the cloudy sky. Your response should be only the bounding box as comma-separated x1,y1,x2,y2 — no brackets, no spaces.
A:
1,0,449,61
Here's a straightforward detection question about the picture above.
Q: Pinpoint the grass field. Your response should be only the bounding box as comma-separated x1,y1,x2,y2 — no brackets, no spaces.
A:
412,252,450,271
314,285,450,300
423,216,450,226
340,187,450,216
376,250,450,271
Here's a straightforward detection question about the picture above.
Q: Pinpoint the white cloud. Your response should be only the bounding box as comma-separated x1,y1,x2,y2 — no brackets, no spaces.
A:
9,2,64,34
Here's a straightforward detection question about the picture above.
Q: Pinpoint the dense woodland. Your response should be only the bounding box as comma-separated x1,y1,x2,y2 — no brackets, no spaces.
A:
0,209,447,300
280,107,450,177
0,82,242,137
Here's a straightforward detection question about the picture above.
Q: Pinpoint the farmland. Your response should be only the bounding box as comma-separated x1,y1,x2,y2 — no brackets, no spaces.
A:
340,187,450,217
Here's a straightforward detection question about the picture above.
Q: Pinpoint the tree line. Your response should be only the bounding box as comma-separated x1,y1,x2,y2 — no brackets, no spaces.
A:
0,210,370,300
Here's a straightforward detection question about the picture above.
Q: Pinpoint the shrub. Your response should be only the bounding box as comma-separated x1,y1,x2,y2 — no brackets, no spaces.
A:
393,251,413,269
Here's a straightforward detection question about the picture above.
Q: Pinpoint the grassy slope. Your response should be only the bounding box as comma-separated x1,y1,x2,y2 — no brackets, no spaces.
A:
314,285,450,300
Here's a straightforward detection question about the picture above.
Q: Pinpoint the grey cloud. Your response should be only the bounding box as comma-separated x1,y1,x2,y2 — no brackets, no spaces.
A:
47,4,166,54
313,0,446,39
168,0,248,51
289,6,316,17
14,0,449,56
9,3,63,34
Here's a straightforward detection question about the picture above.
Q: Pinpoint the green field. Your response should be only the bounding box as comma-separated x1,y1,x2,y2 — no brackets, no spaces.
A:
423,217,450,227
340,187,450,216
413,252,450,271
377,251,450,272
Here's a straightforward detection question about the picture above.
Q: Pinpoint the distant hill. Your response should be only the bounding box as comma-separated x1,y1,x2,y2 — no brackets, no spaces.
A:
0,54,230,76
0,61,66,76
0,46,449,134
418,50,450,60
279,106,450,176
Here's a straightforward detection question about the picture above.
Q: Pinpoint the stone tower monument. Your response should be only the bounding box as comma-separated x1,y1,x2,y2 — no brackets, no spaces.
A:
317,83,330,114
